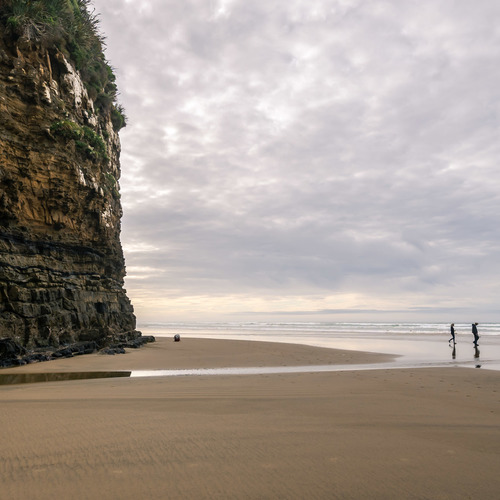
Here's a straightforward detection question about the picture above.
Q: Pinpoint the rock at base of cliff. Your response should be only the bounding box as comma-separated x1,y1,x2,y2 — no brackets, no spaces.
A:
0,334,155,367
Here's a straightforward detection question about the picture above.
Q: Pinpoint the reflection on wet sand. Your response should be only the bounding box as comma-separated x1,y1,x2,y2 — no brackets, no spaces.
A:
1,359,498,385
0,371,131,385
474,345,481,368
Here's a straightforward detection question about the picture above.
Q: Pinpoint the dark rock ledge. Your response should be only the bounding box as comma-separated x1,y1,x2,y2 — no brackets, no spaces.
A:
0,334,155,368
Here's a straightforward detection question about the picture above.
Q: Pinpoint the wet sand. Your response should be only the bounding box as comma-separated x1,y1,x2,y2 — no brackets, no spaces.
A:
1,337,499,499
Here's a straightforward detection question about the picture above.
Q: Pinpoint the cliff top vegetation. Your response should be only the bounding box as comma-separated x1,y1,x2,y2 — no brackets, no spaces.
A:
0,0,126,130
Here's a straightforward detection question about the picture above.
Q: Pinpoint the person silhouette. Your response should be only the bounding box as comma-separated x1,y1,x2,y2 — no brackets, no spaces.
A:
472,323,479,347
449,323,456,344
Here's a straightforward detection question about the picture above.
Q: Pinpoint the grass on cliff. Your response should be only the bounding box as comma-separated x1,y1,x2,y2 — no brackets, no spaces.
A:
50,120,109,162
0,0,126,131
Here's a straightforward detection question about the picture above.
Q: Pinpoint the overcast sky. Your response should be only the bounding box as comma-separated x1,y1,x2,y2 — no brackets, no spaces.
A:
91,0,500,324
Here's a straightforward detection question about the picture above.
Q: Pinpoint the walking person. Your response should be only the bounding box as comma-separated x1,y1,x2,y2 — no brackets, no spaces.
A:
449,323,456,344
472,322,479,346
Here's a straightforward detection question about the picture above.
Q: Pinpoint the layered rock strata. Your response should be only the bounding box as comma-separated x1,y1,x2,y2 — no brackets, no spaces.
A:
0,29,139,348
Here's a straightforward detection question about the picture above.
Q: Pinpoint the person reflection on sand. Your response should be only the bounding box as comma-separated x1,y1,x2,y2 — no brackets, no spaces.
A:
474,345,481,368
451,344,456,359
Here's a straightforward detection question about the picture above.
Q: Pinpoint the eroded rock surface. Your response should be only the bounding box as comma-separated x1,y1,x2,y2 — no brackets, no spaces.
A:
0,28,140,348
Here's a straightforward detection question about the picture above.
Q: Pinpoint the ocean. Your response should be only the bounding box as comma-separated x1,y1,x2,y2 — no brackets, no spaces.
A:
139,321,500,338
138,321,500,371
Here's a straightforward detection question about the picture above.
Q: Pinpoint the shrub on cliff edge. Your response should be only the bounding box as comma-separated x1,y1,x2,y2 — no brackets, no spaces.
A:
0,0,127,130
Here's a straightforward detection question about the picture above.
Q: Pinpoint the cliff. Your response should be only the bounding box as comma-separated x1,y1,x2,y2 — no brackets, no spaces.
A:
0,7,139,349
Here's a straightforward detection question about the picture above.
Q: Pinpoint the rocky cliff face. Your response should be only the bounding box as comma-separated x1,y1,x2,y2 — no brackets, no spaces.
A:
0,27,138,348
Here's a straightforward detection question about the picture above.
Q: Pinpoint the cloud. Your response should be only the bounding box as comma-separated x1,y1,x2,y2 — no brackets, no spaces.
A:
91,0,500,322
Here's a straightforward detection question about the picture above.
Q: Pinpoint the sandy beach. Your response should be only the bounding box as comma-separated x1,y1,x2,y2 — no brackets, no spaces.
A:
1,337,499,499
